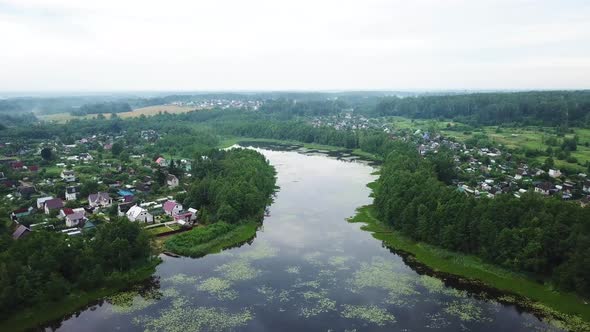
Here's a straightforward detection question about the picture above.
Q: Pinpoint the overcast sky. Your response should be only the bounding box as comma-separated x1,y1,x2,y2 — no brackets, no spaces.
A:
1,0,589,92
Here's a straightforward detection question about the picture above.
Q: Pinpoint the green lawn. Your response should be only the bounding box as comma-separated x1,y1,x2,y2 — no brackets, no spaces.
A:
164,221,260,257
348,205,590,331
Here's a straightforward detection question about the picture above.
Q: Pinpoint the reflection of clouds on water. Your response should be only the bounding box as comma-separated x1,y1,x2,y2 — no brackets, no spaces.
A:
50,147,565,332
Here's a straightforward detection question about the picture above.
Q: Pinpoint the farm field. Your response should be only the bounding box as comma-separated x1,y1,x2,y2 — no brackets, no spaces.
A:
38,105,196,123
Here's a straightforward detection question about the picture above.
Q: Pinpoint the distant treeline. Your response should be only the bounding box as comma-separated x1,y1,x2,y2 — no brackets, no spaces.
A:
374,142,590,297
72,102,132,116
374,91,590,126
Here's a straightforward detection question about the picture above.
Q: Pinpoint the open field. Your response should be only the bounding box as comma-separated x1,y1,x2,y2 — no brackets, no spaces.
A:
38,105,196,123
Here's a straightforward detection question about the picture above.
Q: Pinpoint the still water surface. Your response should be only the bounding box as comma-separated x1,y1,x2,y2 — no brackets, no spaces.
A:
44,146,558,332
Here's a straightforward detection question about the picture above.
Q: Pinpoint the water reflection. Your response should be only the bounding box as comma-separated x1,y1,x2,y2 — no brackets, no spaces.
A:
41,146,560,332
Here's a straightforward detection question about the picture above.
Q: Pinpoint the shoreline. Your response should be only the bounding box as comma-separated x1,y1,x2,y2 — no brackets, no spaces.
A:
162,220,261,258
0,259,161,332
218,136,382,162
348,204,590,331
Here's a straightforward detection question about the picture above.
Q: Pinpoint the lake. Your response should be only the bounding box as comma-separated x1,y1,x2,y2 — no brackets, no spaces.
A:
42,146,559,332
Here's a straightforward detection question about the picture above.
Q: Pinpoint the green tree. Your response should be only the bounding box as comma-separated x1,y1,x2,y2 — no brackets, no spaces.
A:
40,147,53,161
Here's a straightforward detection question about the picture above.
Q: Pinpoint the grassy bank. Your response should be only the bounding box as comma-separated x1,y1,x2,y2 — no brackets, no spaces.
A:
218,136,382,161
164,221,260,257
349,205,590,331
0,259,161,332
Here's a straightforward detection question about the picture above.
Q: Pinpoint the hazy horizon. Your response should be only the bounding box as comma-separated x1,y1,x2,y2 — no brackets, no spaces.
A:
1,0,589,91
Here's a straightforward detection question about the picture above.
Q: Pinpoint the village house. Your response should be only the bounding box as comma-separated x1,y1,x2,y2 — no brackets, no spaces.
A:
166,174,179,188
65,211,86,227
174,209,197,223
12,225,31,240
11,207,34,220
126,205,154,223
583,181,590,194
37,196,54,209
65,186,79,201
549,169,562,179
61,170,76,182
118,202,135,217
515,168,527,180
79,153,93,161
59,208,74,219
155,157,167,167
163,200,183,216
88,192,112,208
17,185,36,198
44,198,64,214
535,182,554,196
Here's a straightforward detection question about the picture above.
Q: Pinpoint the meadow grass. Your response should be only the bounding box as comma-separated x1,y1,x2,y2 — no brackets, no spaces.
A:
164,221,260,257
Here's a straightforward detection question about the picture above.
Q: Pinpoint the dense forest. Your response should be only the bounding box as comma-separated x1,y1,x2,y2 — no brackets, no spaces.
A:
373,142,590,297
72,102,132,116
183,148,277,224
0,219,155,318
375,91,590,126
165,148,277,255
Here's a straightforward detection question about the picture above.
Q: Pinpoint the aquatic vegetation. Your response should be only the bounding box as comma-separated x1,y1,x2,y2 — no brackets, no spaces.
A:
134,299,253,332
293,279,321,289
285,266,301,274
424,312,451,329
340,304,396,326
197,277,238,300
328,256,352,270
303,251,323,266
348,257,418,303
256,286,277,302
278,290,292,303
215,259,260,281
443,300,490,322
317,269,338,284
107,291,157,314
418,275,466,298
299,290,337,318
163,273,200,285
239,241,278,260
161,288,181,298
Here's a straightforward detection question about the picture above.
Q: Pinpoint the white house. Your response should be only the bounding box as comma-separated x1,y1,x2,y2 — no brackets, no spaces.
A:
163,200,183,216
88,192,112,208
126,205,154,223
166,174,179,188
61,170,76,182
583,181,590,194
65,211,86,227
65,186,78,201
549,169,562,178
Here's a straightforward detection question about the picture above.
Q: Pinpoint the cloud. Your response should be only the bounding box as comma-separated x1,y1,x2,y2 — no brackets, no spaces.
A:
0,0,589,90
